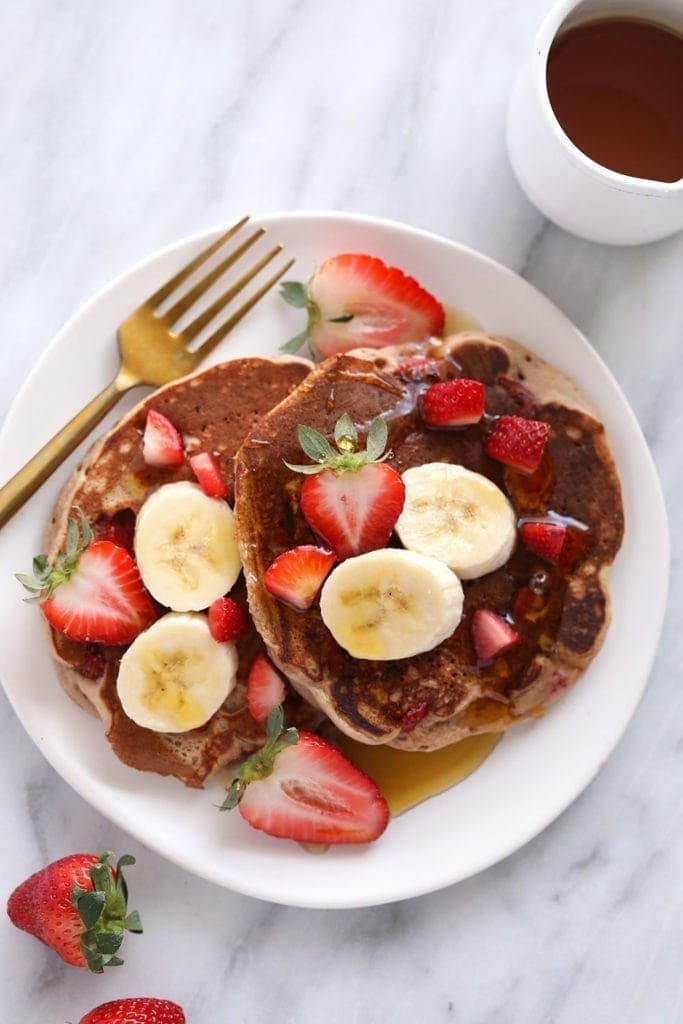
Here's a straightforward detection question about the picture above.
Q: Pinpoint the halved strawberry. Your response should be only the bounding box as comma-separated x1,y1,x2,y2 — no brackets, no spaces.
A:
263,545,336,610
142,410,184,468
471,609,519,662
208,596,250,642
17,510,156,645
247,653,287,723
279,254,445,358
485,415,550,473
519,521,567,564
221,706,389,844
422,378,485,427
189,452,227,498
287,413,405,560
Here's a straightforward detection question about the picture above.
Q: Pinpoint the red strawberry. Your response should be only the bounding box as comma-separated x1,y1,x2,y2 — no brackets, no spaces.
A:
222,707,389,844
142,410,184,468
93,509,136,555
485,415,550,473
422,378,485,427
395,356,441,381
79,998,185,1024
279,254,445,358
247,653,287,723
471,609,520,661
208,596,250,642
7,852,141,973
287,413,405,560
17,510,156,645
189,451,227,498
519,521,567,564
263,545,336,610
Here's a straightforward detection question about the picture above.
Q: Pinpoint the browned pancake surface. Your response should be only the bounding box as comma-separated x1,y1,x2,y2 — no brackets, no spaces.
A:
235,334,624,750
48,357,320,787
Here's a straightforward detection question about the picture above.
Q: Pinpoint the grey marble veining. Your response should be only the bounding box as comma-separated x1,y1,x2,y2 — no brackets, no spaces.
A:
0,1,681,1021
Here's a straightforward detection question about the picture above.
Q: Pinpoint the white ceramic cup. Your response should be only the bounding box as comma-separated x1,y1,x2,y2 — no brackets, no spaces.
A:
506,0,683,245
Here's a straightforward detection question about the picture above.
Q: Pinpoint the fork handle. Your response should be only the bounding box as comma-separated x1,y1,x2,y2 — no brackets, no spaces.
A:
0,376,133,529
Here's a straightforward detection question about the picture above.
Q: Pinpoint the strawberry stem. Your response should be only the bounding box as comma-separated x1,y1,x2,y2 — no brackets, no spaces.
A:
16,507,93,604
71,852,143,973
220,705,299,811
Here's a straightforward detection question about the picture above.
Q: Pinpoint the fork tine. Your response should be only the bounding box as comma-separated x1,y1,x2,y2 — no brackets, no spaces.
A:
191,258,295,362
182,245,283,342
164,228,266,326
146,215,251,308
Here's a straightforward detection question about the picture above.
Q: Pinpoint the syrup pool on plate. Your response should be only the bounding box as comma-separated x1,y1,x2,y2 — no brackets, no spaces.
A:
336,732,500,815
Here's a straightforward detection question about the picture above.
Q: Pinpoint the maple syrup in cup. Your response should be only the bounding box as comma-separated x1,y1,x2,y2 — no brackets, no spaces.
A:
506,0,683,244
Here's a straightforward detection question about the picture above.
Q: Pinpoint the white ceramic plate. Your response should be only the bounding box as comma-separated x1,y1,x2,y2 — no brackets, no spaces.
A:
0,212,669,908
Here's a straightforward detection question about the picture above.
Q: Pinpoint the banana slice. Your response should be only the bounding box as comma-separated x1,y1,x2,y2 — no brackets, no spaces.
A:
319,548,463,661
134,481,241,611
395,463,516,579
117,612,237,732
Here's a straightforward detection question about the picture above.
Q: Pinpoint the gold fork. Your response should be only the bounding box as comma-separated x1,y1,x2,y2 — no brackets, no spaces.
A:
0,216,294,529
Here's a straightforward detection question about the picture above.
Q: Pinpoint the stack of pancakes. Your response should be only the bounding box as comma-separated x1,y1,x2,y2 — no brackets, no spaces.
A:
47,333,624,785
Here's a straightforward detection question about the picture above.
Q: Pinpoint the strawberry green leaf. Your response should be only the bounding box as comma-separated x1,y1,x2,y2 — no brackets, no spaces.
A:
123,910,143,933
334,413,358,447
76,891,106,929
95,931,124,955
279,280,307,308
279,329,309,355
283,461,327,475
297,425,336,464
365,416,389,463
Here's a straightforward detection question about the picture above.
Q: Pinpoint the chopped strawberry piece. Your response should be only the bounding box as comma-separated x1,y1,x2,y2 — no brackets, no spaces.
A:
247,653,287,723
301,464,405,560
77,644,107,680
401,701,429,733
281,254,445,358
225,715,389,844
395,356,441,381
142,409,184,468
471,608,519,662
189,452,227,498
208,597,250,642
93,509,136,555
485,415,550,473
263,545,336,610
519,521,567,564
78,999,185,1024
422,378,485,427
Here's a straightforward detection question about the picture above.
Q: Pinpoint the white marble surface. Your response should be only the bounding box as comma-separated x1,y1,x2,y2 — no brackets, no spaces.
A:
0,1,680,1021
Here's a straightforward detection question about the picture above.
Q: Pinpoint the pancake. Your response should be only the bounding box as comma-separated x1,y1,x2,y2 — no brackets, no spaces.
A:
234,332,624,750
46,356,322,787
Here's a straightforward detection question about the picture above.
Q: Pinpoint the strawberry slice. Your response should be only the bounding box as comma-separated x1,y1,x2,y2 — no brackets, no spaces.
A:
246,654,287,723
142,410,184,468
208,596,250,642
17,510,156,645
485,415,550,473
422,378,485,427
221,706,389,844
287,413,405,560
471,609,520,662
519,521,567,564
279,254,445,358
189,452,228,498
263,545,336,610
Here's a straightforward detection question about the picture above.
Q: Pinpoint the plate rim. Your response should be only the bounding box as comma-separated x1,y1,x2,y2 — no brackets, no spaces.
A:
0,210,670,908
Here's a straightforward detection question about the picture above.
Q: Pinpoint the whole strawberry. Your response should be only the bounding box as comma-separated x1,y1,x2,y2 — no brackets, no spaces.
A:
7,852,142,972
79,998,185,1024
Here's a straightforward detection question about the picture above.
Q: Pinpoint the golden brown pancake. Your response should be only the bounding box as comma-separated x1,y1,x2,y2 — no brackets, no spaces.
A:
234,332,624,750
47,356,321,787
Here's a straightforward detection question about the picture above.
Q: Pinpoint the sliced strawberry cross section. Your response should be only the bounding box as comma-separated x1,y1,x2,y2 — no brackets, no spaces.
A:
485,415,550,473
263,545,336,610
246,653,287,723
142,409,184,468
519,521,567,564
189,451,228,498
422,378,486,427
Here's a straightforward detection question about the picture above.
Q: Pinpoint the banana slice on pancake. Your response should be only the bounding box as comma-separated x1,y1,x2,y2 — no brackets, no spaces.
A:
395,463,516,579
117,612,237,732
320,549,463,661
135,481,241,611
